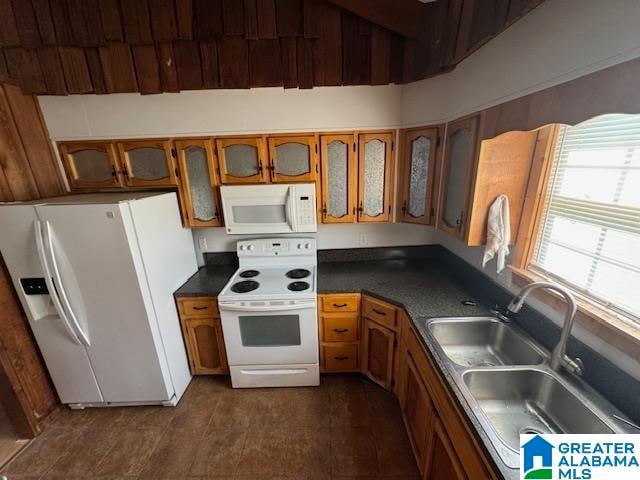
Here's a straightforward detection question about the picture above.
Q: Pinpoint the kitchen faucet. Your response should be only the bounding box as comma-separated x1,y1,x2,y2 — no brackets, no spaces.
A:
506,281,584,376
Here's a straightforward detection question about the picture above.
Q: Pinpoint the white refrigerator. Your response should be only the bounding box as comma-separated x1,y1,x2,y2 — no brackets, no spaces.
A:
0,192,196,408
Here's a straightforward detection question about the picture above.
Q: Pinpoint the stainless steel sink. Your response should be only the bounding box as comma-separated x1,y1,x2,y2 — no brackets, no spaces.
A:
427,317,545,367
463,369,614,454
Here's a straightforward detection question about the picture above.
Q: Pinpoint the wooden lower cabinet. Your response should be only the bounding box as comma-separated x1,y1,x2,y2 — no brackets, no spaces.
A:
361,317,396,390
426,418,468,480
176,297,228,375
319,293,361,372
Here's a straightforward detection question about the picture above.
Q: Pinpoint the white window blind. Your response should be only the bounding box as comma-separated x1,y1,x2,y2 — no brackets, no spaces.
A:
532,114,640,324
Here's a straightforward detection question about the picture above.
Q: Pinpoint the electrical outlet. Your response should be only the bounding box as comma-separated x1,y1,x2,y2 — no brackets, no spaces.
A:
359,233,367,246
198,236,208,250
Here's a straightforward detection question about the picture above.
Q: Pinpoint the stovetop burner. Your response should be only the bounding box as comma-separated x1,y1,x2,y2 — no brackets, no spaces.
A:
231,280,260,293
287,281,310,292
286,269,311,279
239,269,260,278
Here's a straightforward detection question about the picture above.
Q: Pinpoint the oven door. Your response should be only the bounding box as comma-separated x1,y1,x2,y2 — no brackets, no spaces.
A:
218,300,318,366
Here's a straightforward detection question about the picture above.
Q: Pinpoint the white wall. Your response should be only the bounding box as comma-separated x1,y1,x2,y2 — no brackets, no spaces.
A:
401,0,640,126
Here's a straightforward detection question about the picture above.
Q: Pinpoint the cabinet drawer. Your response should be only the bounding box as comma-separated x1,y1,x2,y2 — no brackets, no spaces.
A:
323,344,359,371
322,315,359,342
321,294,360,313
178,297,219,317
362,296,397,328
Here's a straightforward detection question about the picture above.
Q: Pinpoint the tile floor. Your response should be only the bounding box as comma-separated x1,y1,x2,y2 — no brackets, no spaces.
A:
1,375,419,480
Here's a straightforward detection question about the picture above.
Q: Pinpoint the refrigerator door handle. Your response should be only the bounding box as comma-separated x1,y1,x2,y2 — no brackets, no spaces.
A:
34,220,83,346
41,221,91,347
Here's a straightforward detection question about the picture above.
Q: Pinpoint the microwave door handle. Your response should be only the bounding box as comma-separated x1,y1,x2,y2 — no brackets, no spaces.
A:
285,187,298,232
34,220,82,345
42,221,91,347
219,302,316,312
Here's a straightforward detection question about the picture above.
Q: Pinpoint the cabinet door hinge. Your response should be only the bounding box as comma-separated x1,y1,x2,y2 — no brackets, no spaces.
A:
353,143,357,152
175,167,180,178
436,136,441,147
391,141,395,151
171,147,177,157
315,144,318,154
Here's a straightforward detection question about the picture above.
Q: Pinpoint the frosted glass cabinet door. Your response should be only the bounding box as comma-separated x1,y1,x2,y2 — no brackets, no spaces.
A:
398,127,440,225
116,140,177,187
176,139,222,227
216,137,267,184
59,142,122,189
357,132,394,222
439,116,479,238
268,135,318,183
320,134,356,223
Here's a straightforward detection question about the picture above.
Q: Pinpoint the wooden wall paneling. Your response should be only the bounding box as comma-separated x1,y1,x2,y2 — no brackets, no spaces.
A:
222,0,244,35
358,17,372,36
276,0,303,36
120,0,154,45
0,85,39,199
49,0,74,46
10,0,41,48
256,0,278,39
174,40,203,90
36,47,67,95
370,25,390,85
280,37,297,88
312,1,342,86
341,11,369,85
4,83,64,199
132,44,161,94
149,0,178,41
99,0,124,42
175,0,194,40
67,0,106,47
401,38,416,83
442,0,463,68
492,0,511,34
296,37,313,89
219,36,249,88
507,0,543,25
157,41,179,92
0,49,8,80
389,33,404,84
85,47,107,94
249,39,283,87
194,0,223,40
58,47,93,94
244,0,259,39
303,0,321,38
200,41,221,89
0,0,20,46
4,48,46,93
453,0,474,61
99,42,138,93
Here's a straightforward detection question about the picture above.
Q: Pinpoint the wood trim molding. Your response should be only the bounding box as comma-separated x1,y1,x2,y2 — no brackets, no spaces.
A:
510,267,640,363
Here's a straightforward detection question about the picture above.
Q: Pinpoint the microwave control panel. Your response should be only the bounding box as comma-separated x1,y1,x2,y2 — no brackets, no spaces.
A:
297,195,315,225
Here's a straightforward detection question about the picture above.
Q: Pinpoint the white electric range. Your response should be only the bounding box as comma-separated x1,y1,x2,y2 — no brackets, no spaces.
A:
218,238,319,388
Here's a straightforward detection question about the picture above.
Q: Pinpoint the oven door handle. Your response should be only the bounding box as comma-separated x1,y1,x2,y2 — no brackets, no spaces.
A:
218,302,316,313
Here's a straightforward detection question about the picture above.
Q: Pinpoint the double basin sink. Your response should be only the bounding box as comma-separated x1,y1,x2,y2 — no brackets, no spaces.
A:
424,317,628,469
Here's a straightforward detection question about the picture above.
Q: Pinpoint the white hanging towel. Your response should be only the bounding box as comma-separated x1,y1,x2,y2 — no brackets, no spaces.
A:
482,194,511,273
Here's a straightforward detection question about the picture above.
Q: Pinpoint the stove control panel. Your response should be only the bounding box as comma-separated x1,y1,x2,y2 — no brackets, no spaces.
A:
237,238,316,257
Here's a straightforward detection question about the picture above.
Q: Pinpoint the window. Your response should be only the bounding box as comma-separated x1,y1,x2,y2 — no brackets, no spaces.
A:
531,114,640,325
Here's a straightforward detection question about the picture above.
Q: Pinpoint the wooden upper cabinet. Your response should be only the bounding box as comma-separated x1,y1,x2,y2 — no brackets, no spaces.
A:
361,317,396,390
320,134,357,223
216,137,268,184
116,140,177,187
357,132,394,222
59,141,122,189
175,139,223,228
268,135,318,183
425,418,468,480
398,127,441,225
438,116,479,239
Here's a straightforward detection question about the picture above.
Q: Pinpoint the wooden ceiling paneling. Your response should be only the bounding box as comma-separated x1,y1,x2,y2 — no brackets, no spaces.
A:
1,0,545,94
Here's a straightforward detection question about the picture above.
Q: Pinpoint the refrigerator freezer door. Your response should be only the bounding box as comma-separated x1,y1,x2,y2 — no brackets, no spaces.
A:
0,205,103,404
34,203,173,403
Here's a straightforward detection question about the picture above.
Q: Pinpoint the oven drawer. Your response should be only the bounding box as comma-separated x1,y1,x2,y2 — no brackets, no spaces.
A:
323,344,359,371
362,296,396,328
321,294,360,313
178,297,219,317
322,315,359,342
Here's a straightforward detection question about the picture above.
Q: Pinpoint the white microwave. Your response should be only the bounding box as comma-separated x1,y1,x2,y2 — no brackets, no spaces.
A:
220,183,317,234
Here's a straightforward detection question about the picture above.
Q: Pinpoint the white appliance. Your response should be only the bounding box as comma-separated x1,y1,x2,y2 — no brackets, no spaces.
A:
0,192,196,408
218,238,319,388
220,183,317,235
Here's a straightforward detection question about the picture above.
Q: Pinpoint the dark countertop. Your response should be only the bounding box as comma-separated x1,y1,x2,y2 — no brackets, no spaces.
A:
174,258,512,479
